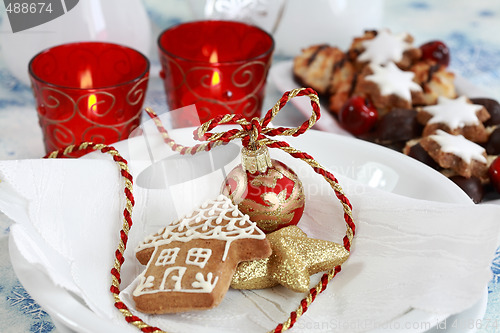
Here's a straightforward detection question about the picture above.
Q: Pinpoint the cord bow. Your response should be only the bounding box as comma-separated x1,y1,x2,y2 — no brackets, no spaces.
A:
187,87,321,152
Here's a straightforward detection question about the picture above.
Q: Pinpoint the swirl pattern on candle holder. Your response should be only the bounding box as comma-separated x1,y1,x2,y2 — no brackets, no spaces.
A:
28,41,150,152
38,87,77,122
159,53,272,123
76,92,117,120
45,123,76,149
32,80,148,151
127,76,150,106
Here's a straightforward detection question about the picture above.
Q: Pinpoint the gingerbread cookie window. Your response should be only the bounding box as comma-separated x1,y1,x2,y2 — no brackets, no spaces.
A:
155,248,180,266
185,248,212,268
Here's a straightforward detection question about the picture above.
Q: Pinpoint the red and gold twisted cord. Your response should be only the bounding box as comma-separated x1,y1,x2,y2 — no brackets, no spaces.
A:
45,87,355,333
145,87,355,332
45,142,163,333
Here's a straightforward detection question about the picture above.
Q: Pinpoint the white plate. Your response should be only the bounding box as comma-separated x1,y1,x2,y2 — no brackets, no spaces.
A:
270,61,492,133
10,128,487,333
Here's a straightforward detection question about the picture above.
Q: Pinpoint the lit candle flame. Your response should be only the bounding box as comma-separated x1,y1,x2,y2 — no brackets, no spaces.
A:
211,71,221,86
88,94,97,113
209,50,221,87
79,68,98,113
80,68,93,89
209,50,218,63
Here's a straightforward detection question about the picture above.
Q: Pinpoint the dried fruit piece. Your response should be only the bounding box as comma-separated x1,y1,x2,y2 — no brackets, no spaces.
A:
338,96,378,135
420,40,450,66
489,156,500,193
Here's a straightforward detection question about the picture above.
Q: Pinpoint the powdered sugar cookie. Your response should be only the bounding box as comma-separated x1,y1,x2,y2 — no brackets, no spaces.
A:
417,96,490,142
348,29,421,70
419,129,488,179
354,62,423,113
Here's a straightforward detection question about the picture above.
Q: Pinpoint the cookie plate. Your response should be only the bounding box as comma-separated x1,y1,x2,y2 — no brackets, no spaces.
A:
10,128,486,333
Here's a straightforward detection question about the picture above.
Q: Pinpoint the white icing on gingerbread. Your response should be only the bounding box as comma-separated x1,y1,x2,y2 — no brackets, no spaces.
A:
422,96,484,129
133,195,266,297
365,62,422,101
155,248,180,266
133,248,220,296
186,248,212,268
429,130,487,164
160,267,186,291
358,29,412,66
136,194,265,261
141,275,154,290
191,272,218,292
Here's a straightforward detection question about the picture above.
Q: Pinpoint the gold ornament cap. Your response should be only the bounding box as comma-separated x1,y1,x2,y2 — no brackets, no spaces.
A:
241,145,273,174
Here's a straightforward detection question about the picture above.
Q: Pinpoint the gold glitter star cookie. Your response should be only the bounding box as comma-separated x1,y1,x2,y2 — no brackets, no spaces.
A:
231,226,349,292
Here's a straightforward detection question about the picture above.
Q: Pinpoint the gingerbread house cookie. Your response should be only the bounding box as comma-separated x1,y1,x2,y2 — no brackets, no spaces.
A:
417,96,491,142
133,194,271,314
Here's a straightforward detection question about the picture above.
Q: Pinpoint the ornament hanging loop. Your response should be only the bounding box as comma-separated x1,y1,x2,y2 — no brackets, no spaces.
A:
248,117,262,151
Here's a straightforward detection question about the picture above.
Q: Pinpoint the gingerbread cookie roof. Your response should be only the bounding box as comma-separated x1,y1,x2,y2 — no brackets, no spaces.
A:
136,195,266,259
358,29,412,66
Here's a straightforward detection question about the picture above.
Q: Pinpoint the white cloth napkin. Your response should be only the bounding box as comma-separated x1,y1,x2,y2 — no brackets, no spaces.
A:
1,126,499,333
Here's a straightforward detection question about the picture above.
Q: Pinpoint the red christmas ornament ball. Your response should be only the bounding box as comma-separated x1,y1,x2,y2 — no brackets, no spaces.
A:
222,151,305,233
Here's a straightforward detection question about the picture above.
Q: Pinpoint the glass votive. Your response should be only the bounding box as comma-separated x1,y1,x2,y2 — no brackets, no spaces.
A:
29,41,150,153
157,20,275,127
186,0,287,34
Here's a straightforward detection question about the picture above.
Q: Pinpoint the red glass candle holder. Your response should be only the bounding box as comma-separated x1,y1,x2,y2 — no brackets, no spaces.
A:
157,20,274,127
29,42,150,153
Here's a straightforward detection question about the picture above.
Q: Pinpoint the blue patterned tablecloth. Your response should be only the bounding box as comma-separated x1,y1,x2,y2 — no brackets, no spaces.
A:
1,0,500,332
